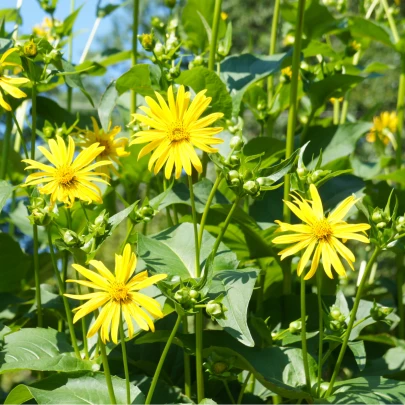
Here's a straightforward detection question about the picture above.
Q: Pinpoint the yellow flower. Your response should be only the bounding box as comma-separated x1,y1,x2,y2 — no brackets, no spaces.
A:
22,136,111,207
129,85,224,179
33,17,60,41
366,111,398,146
65,244,167,343
221,11,228,20
281,66,293,79
0,48,29,111
77,117,130,176
273,184,371,280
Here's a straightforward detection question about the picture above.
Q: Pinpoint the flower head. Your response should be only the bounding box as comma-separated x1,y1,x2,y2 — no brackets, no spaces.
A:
33,17,61,41
65,244,167,343
77,117,130,175
366,111,398,145
22,136,111,207
273,184,371,280
129,85,224,179
0,48,29,111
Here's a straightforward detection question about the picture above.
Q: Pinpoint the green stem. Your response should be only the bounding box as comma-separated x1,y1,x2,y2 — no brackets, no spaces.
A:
397,254,404,339
0,113,12,179
283,0,306,296
380,0,400,43
237,372,252,404
11,107,28,159
197,174,222,247
31,84,37,160
131,0,140,115
316,271,324,396
268,0,281,104
145,314,182,404
325,247,381,398
395,54,405,169
340,95,350,124
333,99,340,125
121,222,135,252
195,309,205,403
182,316,192,398
119,314,131,405
47,226,81,358
224,381,235,404
99,338,117,404
208,0,222,71
300,108,316,146
300,274,311,392
188,175,201,276
33,224,43,327
66,0,75,112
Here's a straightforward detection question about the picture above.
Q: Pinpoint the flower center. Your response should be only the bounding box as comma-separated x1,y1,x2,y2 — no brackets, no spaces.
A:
109,281,129,303
97,138,112,156
55,165,76,186
312,219,333,240
167,121,189,142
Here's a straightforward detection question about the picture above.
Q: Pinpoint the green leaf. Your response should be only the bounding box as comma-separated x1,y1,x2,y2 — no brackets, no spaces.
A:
98,80,119,132
0,181,13,213
0,234,30,293
220,52,289,116
0,9,22,24
5,372,145,404
365,346,405,376
348,340,366,372
116,64,161,98
0,328,94,374
242,138,285,170
307,75,364,111
36,96,77,127
137,222,238,279
60,5,82,37
208,268,259,346
349,17,395,49
176,66,233,119
324,376,405,404
149,178,229,214
376,169,405,185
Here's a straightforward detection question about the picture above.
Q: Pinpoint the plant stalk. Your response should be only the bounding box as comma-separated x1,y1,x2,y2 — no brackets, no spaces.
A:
208,0,223,71
300,274,311,392
325,247,381,397
145,314,182,404
33,224,43,327
0,113,13,179
131,0,140,115
268,0,281,104
316,271,324,396
195,309,204,403
67,0,75,112
119,314,131,405
99,338,117,404
188,175,200,276
182,316,192,397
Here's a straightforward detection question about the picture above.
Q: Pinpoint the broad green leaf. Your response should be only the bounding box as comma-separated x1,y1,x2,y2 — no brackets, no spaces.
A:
0,328,94,374
0,234,30,293
220,52,289,116
0,141,26,183
349,17,395,49
324,376,405,404
36,96,77,127
0,181,13,213
149,178,229,214
116,64,161,98
5,372,145,404
0,9,22,23
98,80,119,131
242,138,285,169
137,222,238,279
365,346,405,376
377,169,405,185
348,340,366,371
208,268,259,346
176,66,233,119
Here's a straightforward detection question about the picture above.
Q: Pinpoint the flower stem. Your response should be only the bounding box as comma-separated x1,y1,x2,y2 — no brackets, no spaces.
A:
0,113,13,180
333,99,340,125
267,0,281,104
121,222,135,252
316,271,324,396
396,54,405,169
33,224,43,327
131,0,140,115
47,226,81,358
31,84,37,160
66,0,75,112
195,309,204,403
188,175,201,276
197,174,222,247
99,338,117,405
223,380,235,404
145,314,182,404
11,107,28,159
237,372,252,404
380,0,400,43
208,0,222,71
325,247,381,398
119,314,131,405
300,274,311,393
182,316,192,397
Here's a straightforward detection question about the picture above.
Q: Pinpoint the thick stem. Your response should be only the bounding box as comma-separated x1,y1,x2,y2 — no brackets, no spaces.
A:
0,113,13,179
300,274,311,392
47,226,81,358
182,316,192,397
131,0,140,115
325,247,381,397
11,106,28,159
316,271,324,396
188,175,201,277
31,84,37,160
397,255,404,339
396,54,405,169
197,174,222,247
99,338,117,404
333,99,340,125
208,0,222,71
119,314,131,405
145,314,182,404
66,0,75,112
33,225,43,327
283,0,306,295
195,309,205,403
380,0,400,43
267,0,281,104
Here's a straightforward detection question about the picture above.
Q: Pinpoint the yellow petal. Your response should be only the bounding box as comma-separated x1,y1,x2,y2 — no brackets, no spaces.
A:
304,243,322,280
297,239,317,276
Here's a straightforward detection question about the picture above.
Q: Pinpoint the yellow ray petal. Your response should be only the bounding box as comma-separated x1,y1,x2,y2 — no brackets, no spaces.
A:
130,273,168,291
321,242,333,279
297,239,317,276
304,243,322,280
279,237,313,260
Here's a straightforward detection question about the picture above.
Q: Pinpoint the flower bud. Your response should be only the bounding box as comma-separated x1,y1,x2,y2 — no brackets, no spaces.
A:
154,42,164,57
29,196,46,210
329,319,343,332
297,167,308,179
88,211,109,236
330,305,342,320
372,209,384,223
168,66,180,79
256,177,275,187
23,40,38,58
396,216,405,232
174,287,190,304
370,302,394,321
228,155,240,168
226,170,241,187
289,320,302,334
62,229,82,247
81,237,95,254
193,55,204,66
243,180,260,196
376,222,387,229
213,361,228,374
189,289,199,299
309,169,326,184
29,207,51,226
257,101,267,111
151,16,165,31
138,33,156,52
206,300,227,320
229,136,244,151
43,126,55,139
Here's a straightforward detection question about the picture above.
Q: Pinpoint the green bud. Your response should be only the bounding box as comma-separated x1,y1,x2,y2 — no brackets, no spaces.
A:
28,207,51,226
397,216,405,225
230,136,243,151
297,167,308,179
243,169,254,181
256,177,275,187
151,16,165,30
194,55,204,66
228,155,240,168
334,64,343,74
168,66,180,79
189,289,199,299
174,287,190,304
289,320,302,334
23,40,37,58
257,101,267,111
62,229,82,247
81,237,95,254
206,300,227,320
330,305,342,320
370,302,394,321
310,169,326,183
329,319,343,332
372,209,384,223
154,42,164,57
29,196,46,210
138,33,156,52
227,170,241,187
43,126,55,139
243,180,260,196
88,211,109,236
376,222,387,229
212,361,228,374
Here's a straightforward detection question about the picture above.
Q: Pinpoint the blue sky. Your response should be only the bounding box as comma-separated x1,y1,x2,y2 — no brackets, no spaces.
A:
3,0,119,63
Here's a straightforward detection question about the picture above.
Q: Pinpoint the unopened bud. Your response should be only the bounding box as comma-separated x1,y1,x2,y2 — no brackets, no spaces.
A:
297,167,308,179
212,361,228,374
206,300,227,320
372,209,384,223
329,319,343,332
370,302,393,321
23,40,37,57
376,222,387,229
289,320,302,334
138,33,156,52
330,305,342,320
154,42,164,57
62,229,82,247
229,136,243,151
243,180,260,196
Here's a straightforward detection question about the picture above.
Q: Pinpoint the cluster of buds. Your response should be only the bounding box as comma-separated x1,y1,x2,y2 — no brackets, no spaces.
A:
88,210,110,237
203,352,237,381
328,305,347,334
369,301,394,322
42,118,78,140
206,297,227,321
61,228,84,248
28,197,53,226
188,55,205,70
297,167,332,185
130,203,156,224
173,286,200,312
